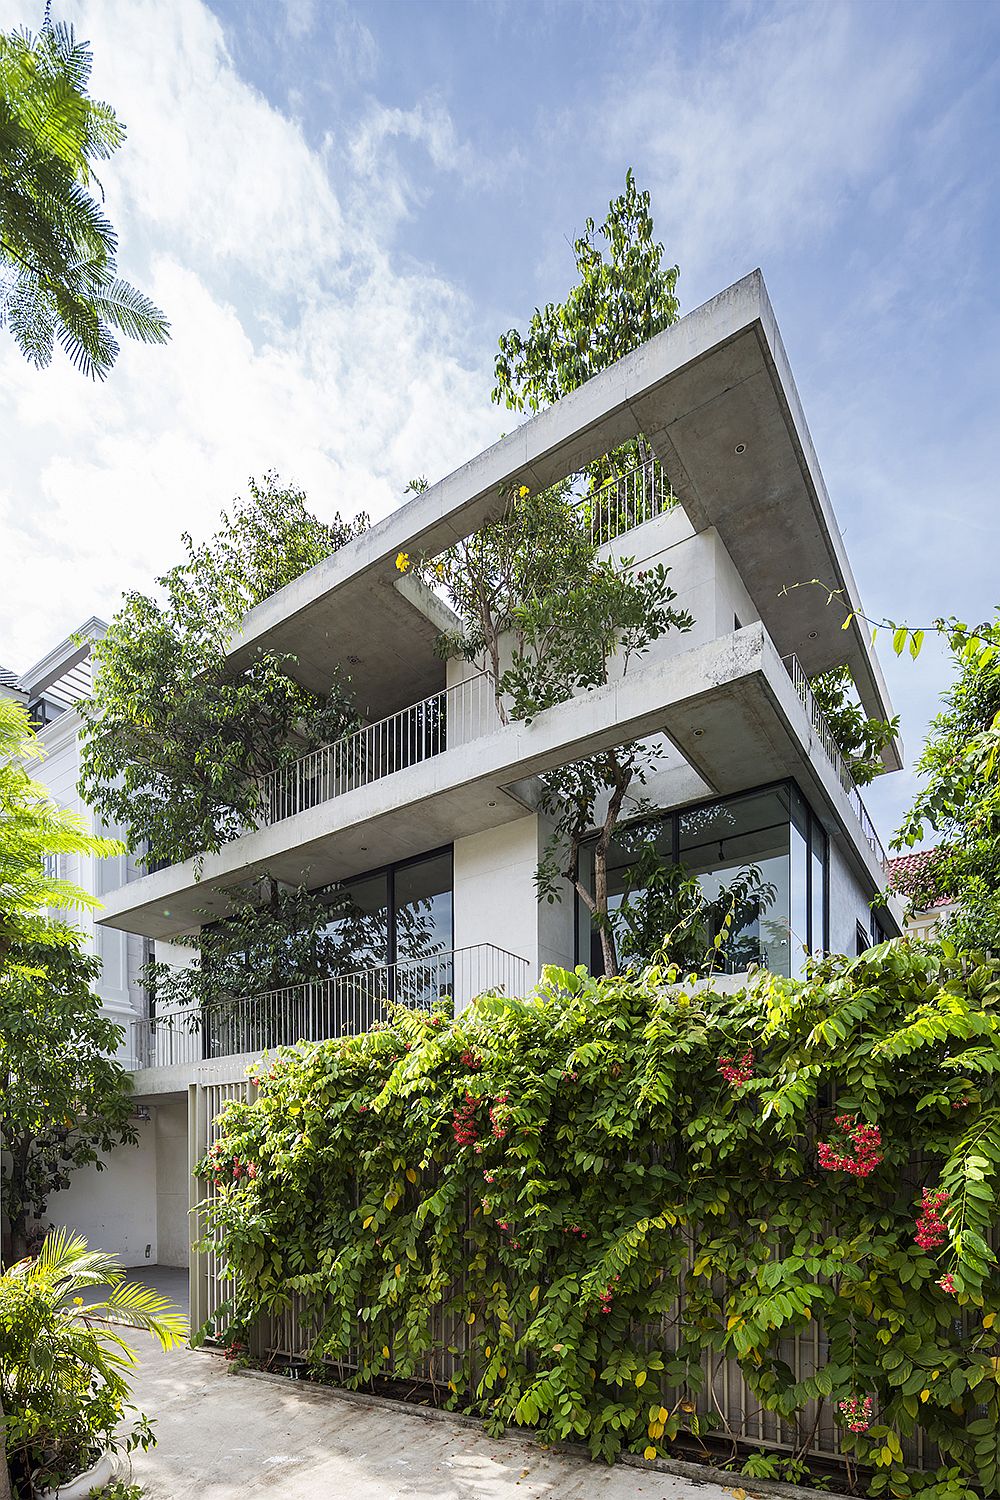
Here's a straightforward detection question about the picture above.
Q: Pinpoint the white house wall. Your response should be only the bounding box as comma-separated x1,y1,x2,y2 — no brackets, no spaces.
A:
52,1115,158,1267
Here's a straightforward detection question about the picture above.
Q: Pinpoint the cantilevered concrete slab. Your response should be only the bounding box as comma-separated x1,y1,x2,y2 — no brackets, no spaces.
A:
226,271,899,767
99,624,887,942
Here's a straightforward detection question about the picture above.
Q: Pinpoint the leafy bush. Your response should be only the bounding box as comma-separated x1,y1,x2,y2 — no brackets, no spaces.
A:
197,941,1000,1494
0,1233,186,1496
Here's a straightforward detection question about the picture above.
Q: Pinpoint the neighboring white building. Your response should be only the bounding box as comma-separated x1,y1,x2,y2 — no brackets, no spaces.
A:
1,619,148,1055
66,270,904,1287
1,623,170,1267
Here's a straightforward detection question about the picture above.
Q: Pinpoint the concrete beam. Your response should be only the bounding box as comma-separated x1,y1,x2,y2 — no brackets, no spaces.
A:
99,624,889,941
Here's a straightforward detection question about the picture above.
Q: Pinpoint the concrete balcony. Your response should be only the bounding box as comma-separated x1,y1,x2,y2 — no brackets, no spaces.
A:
99,621,889,943
130,943,529,1085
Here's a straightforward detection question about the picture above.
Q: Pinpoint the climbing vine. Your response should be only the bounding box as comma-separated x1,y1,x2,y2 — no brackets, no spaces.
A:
197,941,1000,1496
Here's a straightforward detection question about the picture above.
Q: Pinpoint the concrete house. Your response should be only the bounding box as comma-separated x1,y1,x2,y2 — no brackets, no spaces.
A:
60,270,903,1290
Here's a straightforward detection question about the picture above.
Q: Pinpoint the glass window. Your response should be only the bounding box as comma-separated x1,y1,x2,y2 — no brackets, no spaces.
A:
680,789,791,975
789,789,810,976
394,851,453,1005
811,824,828,958
321,873,389,971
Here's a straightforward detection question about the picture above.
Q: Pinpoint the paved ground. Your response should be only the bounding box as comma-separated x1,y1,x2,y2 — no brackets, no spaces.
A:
122,1337,744,1499
80,1263,189,1317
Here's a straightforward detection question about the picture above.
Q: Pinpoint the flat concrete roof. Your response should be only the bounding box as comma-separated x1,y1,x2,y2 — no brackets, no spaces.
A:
100,624,891,941
227,270,899,764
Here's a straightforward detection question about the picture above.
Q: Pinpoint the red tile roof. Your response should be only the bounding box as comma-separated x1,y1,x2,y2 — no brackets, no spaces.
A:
886,849,953,909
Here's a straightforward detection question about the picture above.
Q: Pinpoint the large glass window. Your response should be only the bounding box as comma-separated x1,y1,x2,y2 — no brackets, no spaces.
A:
319,847,453,976
577,783,828,979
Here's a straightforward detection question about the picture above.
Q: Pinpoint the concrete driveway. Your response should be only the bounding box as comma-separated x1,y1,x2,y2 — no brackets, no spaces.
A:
123,1338,746,1499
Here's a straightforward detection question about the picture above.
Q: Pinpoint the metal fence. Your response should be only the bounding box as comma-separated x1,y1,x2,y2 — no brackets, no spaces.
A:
581,455,675,549
187,1073,929,1474
258,671,499,827
132,944,530,1071
783,654,887,868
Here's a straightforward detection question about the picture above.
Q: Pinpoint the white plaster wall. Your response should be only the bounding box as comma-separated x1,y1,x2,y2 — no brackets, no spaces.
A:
453,817,541,980
828,838,877,956
51,1118,157,1267
154,1097,190,1268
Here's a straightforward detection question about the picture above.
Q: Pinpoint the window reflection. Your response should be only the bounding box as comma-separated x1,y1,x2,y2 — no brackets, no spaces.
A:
578,784,828,979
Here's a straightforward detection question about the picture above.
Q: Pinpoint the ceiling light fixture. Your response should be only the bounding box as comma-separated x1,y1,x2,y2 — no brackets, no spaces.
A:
734,443,747,455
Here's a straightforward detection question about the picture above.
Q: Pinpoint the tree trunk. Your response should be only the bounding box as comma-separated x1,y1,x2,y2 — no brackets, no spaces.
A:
592,754,633,979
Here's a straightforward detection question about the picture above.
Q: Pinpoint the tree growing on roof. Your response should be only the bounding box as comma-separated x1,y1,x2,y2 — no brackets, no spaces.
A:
78,473,368,868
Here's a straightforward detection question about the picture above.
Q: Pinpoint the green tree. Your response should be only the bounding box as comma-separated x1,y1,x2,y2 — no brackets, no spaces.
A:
809,665,899,787
0,1229,185,1495
492,168,679,416
0,695,120,964
79,474,367,867
0,934,137,1267
0,13,169,377
895,614,1000,951
481,172,689,974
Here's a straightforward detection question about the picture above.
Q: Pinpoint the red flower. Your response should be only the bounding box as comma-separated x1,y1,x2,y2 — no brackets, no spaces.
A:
838,1394,873,1433
915,1187,949,1250
817,1115,883,1178
717,1049,754,1087
937,1272,957,1295
452,1091,480,1145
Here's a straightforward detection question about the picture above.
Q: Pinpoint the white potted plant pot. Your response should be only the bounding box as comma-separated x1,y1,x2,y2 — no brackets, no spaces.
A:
35,1449,119,1499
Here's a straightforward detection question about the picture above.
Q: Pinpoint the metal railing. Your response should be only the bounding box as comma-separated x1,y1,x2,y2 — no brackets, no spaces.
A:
131,944,530,1071
258,671,499,827
579,454,675,549
783,654,888,868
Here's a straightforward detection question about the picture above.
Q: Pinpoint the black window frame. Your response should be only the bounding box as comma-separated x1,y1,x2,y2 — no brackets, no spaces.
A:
572,779,831,972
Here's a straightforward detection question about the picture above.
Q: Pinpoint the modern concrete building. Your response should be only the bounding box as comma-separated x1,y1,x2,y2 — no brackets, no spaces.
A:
62,269,904,1282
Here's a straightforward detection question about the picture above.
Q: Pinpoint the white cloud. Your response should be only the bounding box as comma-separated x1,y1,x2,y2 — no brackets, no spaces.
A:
594,1,930,292
0,0,498,669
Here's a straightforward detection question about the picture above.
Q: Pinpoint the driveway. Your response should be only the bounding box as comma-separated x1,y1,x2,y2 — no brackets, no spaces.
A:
123,1338,747,1499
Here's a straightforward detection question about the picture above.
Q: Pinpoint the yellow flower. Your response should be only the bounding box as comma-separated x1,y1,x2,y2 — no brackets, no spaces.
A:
518,484,530,498
395,551,411,573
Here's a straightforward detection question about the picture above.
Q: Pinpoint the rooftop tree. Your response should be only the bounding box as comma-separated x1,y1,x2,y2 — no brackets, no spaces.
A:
79,473,368,868
0,12,169,377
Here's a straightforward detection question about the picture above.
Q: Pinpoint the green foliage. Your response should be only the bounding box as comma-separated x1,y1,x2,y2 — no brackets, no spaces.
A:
142,876,438,1017
198,940,1000,1489
809,666,900,786
0,697,122,961
0,934,137,1266
0,13,168,377
79,474,366,866
610,846,777,976
0,1230,185,1496
895,615,1000,953
424,477,692,976
492,170,678,414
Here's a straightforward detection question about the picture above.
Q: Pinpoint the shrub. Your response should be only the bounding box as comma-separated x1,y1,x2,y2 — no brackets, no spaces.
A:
196,940,1000,1494
0,1232,186,1496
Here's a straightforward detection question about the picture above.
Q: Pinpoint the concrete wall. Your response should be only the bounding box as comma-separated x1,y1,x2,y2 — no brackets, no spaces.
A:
51,1116,158,1267
453,817,542,975
155,1097,190,1268
828,837,875,956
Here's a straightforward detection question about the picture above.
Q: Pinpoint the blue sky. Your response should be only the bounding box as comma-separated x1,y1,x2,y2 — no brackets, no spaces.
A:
0,0,998,844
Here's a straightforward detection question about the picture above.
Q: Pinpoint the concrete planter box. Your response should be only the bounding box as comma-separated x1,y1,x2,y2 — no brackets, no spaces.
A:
36,1450,119,1499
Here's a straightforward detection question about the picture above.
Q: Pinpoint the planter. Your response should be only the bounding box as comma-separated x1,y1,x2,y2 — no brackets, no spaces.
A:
35,1450,119,1499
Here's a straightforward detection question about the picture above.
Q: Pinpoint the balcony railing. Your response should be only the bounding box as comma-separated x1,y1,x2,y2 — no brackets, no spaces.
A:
259,671,499,826
130,943,530,1071
580,455,674,549
783,654,887,868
